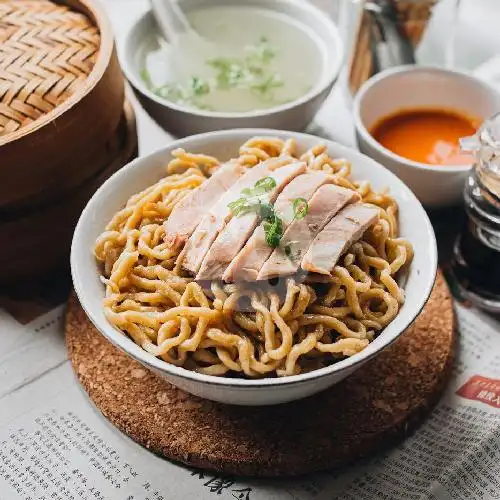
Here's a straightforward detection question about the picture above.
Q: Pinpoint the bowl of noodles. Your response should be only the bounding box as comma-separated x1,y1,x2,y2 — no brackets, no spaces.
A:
71,129,437,406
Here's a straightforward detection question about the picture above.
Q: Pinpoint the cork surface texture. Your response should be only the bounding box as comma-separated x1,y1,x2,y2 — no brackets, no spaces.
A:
65,271,455,477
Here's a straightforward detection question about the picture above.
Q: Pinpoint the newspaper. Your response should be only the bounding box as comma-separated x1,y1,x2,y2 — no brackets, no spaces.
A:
1,1,500,498
1,300,499,500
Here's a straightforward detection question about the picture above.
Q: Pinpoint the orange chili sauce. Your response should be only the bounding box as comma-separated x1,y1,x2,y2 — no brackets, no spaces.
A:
370,108,479,166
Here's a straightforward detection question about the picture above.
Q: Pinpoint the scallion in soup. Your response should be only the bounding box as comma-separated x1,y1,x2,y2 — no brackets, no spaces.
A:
138,5,324,113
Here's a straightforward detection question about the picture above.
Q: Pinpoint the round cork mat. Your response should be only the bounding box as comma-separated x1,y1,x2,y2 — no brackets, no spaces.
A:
66,271,455,477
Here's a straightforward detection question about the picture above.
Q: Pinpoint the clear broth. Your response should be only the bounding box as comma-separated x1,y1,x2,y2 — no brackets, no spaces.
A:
139,5,324,113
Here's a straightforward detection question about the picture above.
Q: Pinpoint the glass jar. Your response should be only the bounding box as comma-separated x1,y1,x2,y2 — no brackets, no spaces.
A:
450,112,500,313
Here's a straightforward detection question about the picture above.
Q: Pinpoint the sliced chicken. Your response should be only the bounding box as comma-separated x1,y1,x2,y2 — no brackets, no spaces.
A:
196,161,307,281
257,185,360,280
301,203,380,275
164,161,245,250
222,171,334,282
182,161,273,274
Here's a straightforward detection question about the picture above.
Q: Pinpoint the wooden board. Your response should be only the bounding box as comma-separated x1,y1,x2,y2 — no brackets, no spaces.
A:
65,271,455,477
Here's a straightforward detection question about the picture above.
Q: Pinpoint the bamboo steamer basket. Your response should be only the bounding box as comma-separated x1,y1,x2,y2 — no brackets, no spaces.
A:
0,0,125,210
0,101,138,284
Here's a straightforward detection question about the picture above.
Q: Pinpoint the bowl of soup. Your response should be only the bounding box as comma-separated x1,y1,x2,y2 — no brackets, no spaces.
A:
353,65,500,207
120,0,343,136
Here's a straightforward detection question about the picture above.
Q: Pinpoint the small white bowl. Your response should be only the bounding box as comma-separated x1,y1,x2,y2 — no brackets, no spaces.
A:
71,129,437,406
353,65,500,208
119,0,343,136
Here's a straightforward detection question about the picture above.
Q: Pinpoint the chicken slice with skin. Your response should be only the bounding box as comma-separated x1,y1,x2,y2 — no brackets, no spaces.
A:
301,202,380,275
196,161,307,281
164,161,244,251
257,185,360,280
182,161,273,275
222,171,335,282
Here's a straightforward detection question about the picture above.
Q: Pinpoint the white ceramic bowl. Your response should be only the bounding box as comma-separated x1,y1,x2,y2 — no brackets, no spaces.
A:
71,129,437,406
353,65,500,208
119,0,343,136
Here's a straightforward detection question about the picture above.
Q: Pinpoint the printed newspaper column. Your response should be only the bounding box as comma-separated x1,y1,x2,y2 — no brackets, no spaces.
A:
1,301,500,500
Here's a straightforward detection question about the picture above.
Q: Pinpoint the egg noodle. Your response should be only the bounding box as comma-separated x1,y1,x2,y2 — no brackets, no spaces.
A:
95,137,413,377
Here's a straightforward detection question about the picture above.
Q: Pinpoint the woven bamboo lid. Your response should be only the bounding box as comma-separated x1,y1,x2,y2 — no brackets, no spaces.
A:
0,0,125,210
0,0,100,136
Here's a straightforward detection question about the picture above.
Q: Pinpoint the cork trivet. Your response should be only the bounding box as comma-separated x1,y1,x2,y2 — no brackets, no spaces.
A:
66,271,455,477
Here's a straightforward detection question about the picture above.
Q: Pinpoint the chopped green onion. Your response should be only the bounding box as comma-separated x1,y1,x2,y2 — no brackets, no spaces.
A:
227,197,251,216
206,38,281,100
254,177,276,193
140,68,152,87
237,177,276,200
228,177,283,248
189,76,210,96
247,36,276,64
264,216,283,248
257,202,275,220
143,36,285,111
293,198,309,220
250,74,284,96
155,83,182,101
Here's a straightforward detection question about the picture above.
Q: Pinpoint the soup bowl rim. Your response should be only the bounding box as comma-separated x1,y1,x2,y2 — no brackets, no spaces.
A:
118,0,344,119
352,64,500,174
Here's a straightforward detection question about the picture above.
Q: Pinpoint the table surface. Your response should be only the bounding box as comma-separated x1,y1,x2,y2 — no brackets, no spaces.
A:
0,6,497,499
